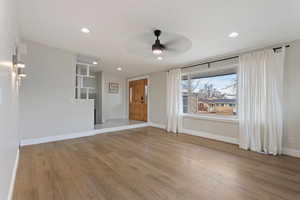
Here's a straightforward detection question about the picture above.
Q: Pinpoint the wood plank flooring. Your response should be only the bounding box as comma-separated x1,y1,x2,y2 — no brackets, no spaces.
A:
13,127,300,200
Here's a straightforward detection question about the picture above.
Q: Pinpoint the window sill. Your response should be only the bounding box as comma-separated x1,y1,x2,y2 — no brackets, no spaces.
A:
182,113,239,123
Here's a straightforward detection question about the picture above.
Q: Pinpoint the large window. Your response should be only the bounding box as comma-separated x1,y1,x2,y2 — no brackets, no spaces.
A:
182,73,237,116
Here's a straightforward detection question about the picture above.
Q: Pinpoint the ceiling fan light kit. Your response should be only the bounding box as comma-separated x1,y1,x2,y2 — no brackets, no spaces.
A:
152,29,165,55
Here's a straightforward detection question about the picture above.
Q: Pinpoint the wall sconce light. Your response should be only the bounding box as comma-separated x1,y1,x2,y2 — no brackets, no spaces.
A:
18,68,27,78
12,54,27,79
17,62,26,68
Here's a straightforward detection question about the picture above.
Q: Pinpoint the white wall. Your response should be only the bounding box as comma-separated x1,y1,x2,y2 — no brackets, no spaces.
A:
20,40,94,140
102,72,127,121
149,40,300,152
0,0,19,199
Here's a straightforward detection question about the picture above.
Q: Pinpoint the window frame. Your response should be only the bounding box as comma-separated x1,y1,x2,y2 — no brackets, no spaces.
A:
181,69,238,122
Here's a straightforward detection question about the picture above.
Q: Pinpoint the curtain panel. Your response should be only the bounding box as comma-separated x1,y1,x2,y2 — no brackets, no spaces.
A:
238,48,285,155
166,68,182,133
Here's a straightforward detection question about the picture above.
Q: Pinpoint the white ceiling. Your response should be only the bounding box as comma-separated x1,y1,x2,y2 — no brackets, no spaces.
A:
18,0,300,77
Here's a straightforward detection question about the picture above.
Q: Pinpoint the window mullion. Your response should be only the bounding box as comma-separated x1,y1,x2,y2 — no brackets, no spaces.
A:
187,74,191,113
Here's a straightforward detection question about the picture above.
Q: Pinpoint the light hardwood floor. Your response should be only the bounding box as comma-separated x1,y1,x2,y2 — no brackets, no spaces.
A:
13,127,300,200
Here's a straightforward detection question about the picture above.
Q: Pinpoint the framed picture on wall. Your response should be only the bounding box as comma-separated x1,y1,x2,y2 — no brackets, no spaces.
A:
108,82,119,94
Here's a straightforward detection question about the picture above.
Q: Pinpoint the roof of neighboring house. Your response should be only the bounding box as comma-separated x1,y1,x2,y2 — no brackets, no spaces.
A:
198,98,236,104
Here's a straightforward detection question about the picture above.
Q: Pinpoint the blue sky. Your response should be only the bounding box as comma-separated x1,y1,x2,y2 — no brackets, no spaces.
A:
191,74,237,91
182,74,237,98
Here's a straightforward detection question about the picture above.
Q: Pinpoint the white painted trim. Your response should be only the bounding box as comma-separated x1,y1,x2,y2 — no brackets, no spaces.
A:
96,122,149,134
179,128,300,158
17,125,300,159
20,130,96,146
20,123,150,146
148,122,166,129
127,75,150,82
182,113,238,123
127,75,150,122
148,123,238,145
7,149,19,200
283,148,300,158
180,128,239,144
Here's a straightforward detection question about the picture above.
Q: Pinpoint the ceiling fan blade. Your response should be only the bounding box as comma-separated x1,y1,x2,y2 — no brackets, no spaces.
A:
164,45,180,51
165,40,192,53
162,33,192,54
164,38,178,47
136,32,156,45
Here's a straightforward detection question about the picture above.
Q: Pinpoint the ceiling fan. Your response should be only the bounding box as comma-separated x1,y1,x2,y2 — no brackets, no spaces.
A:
150,29,192,58
152,29,165,55
126,29,192,58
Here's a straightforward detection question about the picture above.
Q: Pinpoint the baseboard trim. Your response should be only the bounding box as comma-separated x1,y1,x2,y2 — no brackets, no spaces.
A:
283,148,300,158
20,130,96,146
95,123,150,134
20,123,150,146
7,149,19,200
180,129,300,158
148,122,166,129
180,128,239,145
148,123,238,145
19,123,300,159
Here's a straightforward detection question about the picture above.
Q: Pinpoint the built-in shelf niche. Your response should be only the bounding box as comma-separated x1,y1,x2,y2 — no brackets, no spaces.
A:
75,62,96,100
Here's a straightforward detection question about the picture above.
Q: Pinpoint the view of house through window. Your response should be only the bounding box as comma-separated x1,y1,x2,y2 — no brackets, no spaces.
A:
182,73,237,116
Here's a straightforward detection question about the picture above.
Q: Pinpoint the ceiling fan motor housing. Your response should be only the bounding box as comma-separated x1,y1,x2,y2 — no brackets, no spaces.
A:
154,29,161,37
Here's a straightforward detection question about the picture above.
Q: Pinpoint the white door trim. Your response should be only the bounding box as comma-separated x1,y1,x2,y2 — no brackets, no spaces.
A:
127,75,150,122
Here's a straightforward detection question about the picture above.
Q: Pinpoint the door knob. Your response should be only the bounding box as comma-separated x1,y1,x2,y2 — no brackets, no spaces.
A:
141,96,144,103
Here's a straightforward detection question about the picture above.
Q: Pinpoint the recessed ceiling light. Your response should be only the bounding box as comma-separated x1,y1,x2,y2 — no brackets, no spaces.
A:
117,67,122,71
92,61,98,65
157,56,163,60
228,32,239,38
81,27,90,34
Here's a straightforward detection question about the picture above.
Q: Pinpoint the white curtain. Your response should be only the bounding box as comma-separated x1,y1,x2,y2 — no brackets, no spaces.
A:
166,68,182,133
238,48,285,155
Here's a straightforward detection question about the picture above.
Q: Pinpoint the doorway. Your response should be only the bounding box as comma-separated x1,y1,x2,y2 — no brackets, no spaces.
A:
129,79,148,122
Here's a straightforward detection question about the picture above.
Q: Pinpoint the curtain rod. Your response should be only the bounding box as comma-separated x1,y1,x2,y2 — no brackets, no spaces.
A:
181,45,290,70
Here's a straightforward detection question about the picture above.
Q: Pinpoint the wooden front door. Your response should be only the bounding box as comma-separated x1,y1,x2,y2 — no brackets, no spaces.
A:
129,79,148,122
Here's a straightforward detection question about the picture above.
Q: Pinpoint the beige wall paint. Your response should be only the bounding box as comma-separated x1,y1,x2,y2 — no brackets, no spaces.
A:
149,72,167,125
102,72,127,121
95,71,103,124
0,0,19,199
149,39,300,151
182,116,239,138
20,41,94,140
283,40,300,150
